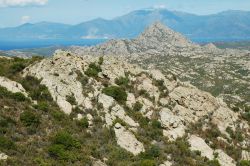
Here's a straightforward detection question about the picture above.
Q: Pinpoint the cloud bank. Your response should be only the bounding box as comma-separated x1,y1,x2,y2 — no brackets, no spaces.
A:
0,0,48,7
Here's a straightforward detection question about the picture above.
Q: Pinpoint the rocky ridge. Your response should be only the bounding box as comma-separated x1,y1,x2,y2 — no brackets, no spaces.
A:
70,22,250,112
21,50,250,165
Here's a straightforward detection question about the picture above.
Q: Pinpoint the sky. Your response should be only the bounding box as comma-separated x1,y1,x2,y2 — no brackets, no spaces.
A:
1,0,250,28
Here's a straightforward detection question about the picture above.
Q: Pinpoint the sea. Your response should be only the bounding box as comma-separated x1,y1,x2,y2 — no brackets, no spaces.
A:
0,39,107,50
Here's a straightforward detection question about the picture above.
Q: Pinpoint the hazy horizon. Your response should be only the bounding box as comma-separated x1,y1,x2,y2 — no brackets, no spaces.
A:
1,0,250,28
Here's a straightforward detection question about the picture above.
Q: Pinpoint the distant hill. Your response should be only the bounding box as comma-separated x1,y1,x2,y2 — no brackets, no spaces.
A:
1,9,250,42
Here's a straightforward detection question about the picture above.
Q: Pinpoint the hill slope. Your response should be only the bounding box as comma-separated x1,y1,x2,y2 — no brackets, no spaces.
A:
0,51,249,165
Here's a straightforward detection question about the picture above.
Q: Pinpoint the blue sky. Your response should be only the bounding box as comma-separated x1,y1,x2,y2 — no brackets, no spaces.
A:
1,0,250,28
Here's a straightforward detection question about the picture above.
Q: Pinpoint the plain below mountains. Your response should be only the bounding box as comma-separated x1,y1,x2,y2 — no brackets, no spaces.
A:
1,9,250,42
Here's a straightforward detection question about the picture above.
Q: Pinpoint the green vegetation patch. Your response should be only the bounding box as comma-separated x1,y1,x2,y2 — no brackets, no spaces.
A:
102,86,127,103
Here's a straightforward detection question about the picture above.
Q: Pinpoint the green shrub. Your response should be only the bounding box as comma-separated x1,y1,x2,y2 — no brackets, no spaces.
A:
98,56,104,65
151,120,162,129
0,136,15,150
85,63,102,77
48,144,74,161
66,94,77,105
12,92,27,101
232,107,240,112
143,145,160,159
207,159,221,166
77,117,89,128
10,62,26,74
51,110,66,121
133,101,143,112
20,111,40,127
52,131,80,149
102,86,127,103
239,160,250,166
140,159,156,166
115,76,129,87
36,102,49,112
242,112,250,122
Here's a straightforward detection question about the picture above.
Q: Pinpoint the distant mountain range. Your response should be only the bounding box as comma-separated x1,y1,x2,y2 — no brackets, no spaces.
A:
1,9,250,42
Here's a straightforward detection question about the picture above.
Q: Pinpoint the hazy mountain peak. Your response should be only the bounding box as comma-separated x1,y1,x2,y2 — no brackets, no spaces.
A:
136,21,194,49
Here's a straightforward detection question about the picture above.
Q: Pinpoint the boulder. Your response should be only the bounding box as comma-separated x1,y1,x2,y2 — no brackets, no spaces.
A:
0,76,28,97
188,135,214,160
0,153,8,160
114,123,145,155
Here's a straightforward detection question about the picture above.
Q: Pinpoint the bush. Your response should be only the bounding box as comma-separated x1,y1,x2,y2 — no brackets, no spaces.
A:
52,131,80,149
12,92,26,102
0,136,15,150
98,56,104,65
20,111,40,127
151,120,162,129
85,63,102,77
48,144,75,161
77,117,89,128
49,131,81,161
207,159,221,166
102,86,127,103
51,110,66,121
242,112,250,122
115,76,129,87
133,101,143,112
140,159,156,166
36,102,49,112
10,62,26,74
239,160,250,166
66,94,77,105
143,145,160,158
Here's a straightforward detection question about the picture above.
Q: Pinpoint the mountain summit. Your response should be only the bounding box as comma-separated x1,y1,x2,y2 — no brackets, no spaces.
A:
71,22,200,56
136,22,193,48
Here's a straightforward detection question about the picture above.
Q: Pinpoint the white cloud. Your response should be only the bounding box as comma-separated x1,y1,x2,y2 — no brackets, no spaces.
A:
0,0,48,7
21,15,31,24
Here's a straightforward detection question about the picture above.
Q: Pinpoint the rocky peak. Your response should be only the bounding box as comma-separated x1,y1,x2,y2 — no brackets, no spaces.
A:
70,21,200,57
136,21,191,45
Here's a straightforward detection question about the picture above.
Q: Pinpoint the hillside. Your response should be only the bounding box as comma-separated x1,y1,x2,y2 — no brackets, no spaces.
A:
71,22,250,112
0,49,250,165
1,9,250,42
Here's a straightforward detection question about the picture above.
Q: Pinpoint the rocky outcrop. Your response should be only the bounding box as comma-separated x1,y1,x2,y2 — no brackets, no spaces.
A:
23,50,248,158
114,123,145,155
188,135,236,166
215,149,236,166
160,161,172,166
188,135,214,160
0,76,28,97
242,150,250,161
0,153,8,160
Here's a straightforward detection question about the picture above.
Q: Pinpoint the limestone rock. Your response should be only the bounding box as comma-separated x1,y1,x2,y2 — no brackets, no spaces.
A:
0,76,28,97
0,153,8,160
215,149,236,166
98,93,115,110
160,161,172,166
160,108,185,140
242,150,250,161
188,135,214,160
114,123,145,155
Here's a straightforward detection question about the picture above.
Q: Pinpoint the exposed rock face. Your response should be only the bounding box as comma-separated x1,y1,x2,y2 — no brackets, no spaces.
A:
70,21,250,109
188,135,236,166
0,153,8,160
0,76,28,97
215,149,236,166
188,135,214,160
160,161,172,166
241,150,250,161
114,123,145,155
23,50,248,159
